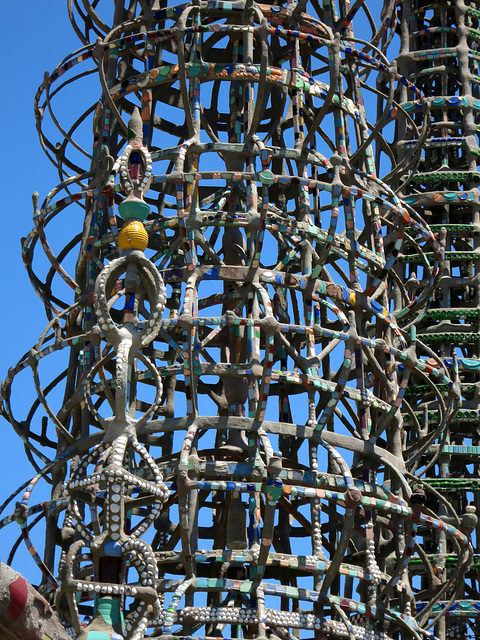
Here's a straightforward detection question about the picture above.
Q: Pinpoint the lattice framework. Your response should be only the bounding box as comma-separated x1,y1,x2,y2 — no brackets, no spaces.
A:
1,2,476,640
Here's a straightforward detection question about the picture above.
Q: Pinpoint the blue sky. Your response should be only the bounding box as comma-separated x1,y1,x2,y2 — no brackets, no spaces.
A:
0,3,87,581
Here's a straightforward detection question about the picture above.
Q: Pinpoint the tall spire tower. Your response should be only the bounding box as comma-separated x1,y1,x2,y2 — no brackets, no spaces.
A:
394,2,480,637
0,3,472,640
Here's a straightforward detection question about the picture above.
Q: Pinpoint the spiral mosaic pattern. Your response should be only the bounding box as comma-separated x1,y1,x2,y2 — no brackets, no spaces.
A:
0,2,474,640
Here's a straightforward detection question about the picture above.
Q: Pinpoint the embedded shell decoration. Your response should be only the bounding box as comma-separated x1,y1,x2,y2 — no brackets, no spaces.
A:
0,3,476,640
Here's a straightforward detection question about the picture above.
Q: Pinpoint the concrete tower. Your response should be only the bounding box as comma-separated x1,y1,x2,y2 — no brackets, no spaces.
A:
0,3,472,640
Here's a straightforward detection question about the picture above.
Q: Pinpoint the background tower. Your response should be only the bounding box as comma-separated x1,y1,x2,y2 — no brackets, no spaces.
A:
0,3,472,640
394,2,480,638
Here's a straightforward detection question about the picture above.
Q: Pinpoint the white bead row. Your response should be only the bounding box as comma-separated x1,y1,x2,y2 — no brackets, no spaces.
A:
174,606,393,639
75,582,138,596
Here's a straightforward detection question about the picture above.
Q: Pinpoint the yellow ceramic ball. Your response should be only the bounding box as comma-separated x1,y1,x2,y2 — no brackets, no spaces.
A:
118,220,149,252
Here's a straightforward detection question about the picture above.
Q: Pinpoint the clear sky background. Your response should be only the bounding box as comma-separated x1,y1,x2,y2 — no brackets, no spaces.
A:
0,3,89,582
